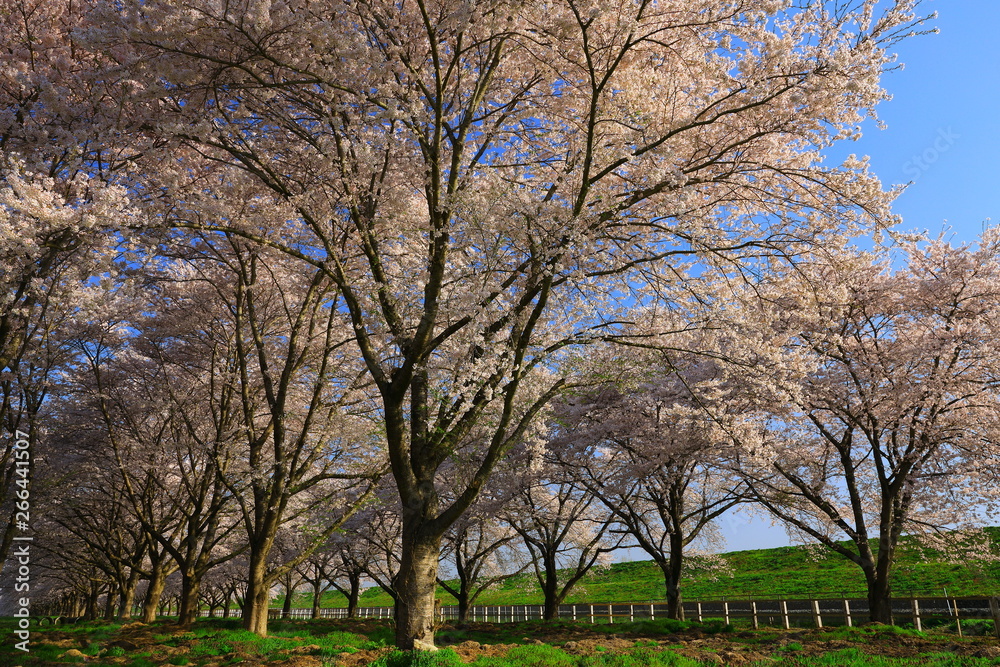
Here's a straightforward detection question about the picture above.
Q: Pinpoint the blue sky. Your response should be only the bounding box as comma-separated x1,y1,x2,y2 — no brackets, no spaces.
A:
720,0,1000,554
843,0,1000,244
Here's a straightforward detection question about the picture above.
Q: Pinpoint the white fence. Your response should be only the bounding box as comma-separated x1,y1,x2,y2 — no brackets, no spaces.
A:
201,596,1000,637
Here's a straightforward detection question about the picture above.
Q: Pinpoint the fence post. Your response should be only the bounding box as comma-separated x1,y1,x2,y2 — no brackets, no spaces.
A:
630,604,634,623
951,597,962,638
750,600,758,630
911,598,921,632
723,601,730,626
696,602,703,623
650,603,655,621
811,600,822,628
843,599,852,628
589,604,594,624
989,597,1000,639
780,600,790,630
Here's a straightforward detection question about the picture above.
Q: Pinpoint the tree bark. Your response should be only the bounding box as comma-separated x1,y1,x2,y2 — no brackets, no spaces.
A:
282,579,294,619
864,537,897,624
104,584,119,620
346,572,361,619
119,568,141,620
311,581,323,620
84,579,101,621
541,553,560,621
243,555,271,636
141,561,169,623
457,592,470,626
664,530,685,621
394,529,441,650
865,568,893,624
177,570,204,628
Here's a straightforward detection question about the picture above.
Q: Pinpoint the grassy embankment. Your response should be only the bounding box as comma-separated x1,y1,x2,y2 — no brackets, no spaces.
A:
286,528,1000,609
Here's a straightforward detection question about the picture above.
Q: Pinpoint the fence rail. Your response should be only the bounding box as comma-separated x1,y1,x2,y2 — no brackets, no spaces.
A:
212,596,1000,637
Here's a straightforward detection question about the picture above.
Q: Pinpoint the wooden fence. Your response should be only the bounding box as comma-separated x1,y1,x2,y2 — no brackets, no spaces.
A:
248,596,1000,637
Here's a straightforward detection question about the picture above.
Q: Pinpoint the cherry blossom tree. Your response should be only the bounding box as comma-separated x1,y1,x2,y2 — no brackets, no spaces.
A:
8,0,933,647
731,233,1000,623
148,230,385,635
295,539,341,619
505,474,625,620
0,0,140,580
438,495,530,624
0,167,130,577
550,346,749,619
199,559,247,619
48,259,247,626
347,498,405,611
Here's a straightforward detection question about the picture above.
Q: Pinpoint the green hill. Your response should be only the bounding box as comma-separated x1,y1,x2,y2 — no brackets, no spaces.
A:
289,527,1000,609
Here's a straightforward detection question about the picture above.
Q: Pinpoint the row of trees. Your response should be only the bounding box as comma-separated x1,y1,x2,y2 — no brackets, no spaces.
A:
4,0,995,651
5,225,1000,633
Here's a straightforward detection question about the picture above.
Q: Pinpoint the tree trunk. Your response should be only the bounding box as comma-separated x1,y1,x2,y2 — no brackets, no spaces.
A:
104,586,118,620
177,570,204,628
282,585,294,619
0,510,17,580
864,549,895,624
346,572,361,619
243,555,271,636
541,555,560,621
664,531,685,621
394,529,441,650
311,581,323,619
84,581,100,621
141,564,168,623
119,569,141,620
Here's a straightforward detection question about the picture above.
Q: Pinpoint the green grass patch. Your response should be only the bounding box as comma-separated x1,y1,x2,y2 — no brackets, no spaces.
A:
372,648,466,667
577,649,702,667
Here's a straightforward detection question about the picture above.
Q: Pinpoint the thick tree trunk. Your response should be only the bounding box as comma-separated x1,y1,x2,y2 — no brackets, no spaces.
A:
865,571,893,624
394,531,441,650
141,564,168,623
243,555,271,636
104,586,118,620
119,569,141,620
177,571,204,628
346,572,361,619
84,581,100,621
864,547,896,624
541,555,560,621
